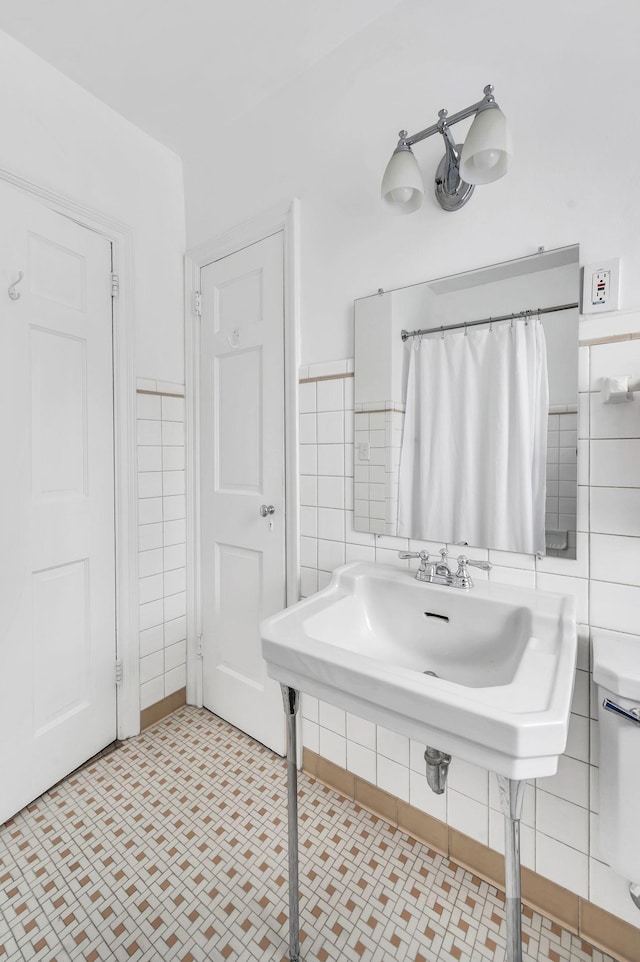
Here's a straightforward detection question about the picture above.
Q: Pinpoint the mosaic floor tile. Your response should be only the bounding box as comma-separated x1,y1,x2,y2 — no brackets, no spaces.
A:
0,707,619,962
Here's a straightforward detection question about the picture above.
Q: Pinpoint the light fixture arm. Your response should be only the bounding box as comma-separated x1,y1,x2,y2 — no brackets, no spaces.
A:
397,85,498,150
438,115,462,196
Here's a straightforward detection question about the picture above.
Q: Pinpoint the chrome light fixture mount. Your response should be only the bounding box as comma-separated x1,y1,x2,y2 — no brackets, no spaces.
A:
382,84,512,215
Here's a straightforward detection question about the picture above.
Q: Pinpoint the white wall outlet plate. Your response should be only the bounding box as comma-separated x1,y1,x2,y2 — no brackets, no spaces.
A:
582,258,620,313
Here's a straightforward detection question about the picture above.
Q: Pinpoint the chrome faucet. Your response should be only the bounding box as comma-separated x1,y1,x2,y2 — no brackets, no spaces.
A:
398,550,435,582
454,555,492,588
399,547,492,588
434,547,452,578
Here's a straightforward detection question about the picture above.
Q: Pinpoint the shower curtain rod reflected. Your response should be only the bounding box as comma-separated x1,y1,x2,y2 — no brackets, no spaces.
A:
400,301,579,341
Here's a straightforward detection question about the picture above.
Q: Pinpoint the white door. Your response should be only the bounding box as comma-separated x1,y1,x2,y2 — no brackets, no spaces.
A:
200,232,286,755
0,181,116,823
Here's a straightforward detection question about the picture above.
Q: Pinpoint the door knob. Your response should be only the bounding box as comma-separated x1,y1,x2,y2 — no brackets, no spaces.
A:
259,504,276,517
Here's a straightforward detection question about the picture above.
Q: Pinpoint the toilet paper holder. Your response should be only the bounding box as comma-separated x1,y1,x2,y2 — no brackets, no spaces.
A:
600,375,639,403
603,696,640,726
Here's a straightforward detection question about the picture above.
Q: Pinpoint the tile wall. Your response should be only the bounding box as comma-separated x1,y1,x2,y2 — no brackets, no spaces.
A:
353,404,405,535
353,403,580,551
297,333,640,932
136,379,187,712
545,407,579,556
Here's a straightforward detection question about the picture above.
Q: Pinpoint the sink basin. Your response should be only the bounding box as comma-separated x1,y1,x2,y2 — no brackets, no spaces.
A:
261,562,577,779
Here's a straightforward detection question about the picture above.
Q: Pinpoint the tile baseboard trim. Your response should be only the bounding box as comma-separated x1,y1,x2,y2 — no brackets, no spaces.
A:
302,748,639,962
580,902,640,962
354,406,405,415
579,331,640,347
299,372,354,384
136,388,185,398
140,687,186,730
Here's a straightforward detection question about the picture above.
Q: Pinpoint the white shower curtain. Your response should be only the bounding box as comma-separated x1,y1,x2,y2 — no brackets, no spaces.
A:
397,319,549,555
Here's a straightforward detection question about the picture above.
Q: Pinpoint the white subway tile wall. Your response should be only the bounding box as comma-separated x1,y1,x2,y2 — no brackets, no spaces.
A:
136,380,186,711
545,409,578,556
298,337,640,930
354,399,580,549
353,404,405,535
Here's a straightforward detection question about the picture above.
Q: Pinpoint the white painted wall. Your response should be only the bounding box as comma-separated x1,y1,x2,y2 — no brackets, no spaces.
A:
184,0,639,366
0,31,185,382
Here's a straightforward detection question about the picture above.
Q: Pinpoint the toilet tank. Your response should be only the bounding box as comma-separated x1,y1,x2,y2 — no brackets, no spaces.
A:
593,630,640,882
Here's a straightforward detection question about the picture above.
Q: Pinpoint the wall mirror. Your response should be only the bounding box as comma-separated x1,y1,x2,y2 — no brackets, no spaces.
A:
354,244,580,559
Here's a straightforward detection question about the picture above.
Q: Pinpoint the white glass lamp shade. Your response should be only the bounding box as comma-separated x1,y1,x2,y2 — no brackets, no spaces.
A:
381,147,424,213
459,106,512,185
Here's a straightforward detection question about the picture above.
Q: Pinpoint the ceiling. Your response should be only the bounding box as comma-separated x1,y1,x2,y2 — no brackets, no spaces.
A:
0,0,402,156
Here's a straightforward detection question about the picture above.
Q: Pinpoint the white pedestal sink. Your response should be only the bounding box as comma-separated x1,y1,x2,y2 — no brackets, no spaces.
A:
261,561,577,962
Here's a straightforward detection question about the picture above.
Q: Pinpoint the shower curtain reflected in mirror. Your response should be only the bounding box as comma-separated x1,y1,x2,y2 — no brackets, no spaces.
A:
397,319,549,555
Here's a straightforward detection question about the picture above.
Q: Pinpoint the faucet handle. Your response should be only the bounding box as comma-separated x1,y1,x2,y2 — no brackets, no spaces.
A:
398,550,430,562
400,550,433,582
456,555,493,572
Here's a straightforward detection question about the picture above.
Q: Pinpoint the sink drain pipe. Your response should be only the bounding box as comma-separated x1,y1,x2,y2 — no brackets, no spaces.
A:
424,747,451,794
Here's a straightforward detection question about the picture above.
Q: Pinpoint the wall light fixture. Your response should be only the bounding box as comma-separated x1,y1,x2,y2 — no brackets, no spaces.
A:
381,84,512,214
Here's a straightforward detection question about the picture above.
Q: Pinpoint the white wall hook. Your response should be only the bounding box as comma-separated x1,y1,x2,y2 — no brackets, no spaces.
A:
8,271,24,301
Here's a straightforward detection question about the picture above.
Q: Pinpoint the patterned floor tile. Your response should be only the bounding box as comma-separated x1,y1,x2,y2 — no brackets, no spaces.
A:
0,707,620,962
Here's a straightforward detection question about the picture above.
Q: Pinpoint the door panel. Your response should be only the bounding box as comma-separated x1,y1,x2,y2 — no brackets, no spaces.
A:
216,268,263,331
28,231,87,310
0,180,116,823
31,328,88,497
215,543,262,682
200,232,286,755
33,560,90,734
216,348,263,491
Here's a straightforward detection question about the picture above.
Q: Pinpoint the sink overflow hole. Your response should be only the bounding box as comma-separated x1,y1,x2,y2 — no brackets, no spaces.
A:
424,611,449,622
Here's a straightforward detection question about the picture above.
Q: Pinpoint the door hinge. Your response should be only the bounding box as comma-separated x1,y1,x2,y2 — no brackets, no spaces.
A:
194,291,202,316
115,658,124,686
195,636,203,659
111,273,120,298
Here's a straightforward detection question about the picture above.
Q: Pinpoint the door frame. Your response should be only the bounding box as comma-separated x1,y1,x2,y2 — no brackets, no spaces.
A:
184,199,300,708
0,165,140,741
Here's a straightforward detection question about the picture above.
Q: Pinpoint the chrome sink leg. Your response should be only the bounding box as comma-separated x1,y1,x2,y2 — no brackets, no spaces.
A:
281,684,300,962
497,776,526,962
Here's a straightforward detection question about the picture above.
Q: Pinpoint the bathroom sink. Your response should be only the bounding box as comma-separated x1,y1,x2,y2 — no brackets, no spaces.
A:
261,562,577,779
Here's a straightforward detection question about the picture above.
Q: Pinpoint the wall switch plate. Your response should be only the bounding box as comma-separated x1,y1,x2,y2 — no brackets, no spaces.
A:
582,258,620,313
